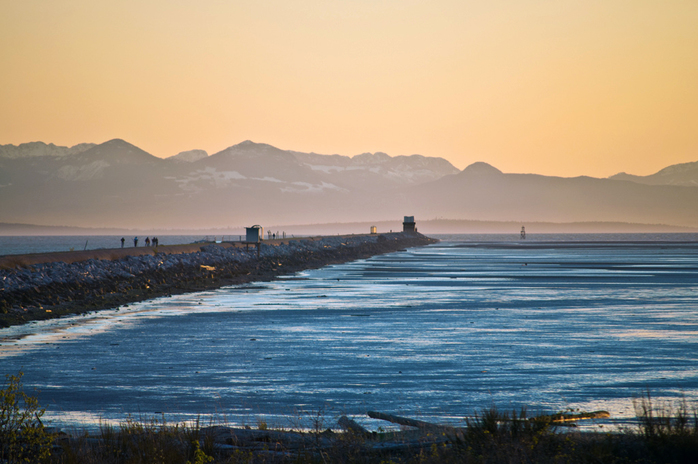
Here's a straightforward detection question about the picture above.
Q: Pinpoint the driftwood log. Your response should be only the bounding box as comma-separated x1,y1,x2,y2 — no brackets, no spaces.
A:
338,416,369,434
367,411,458,432
548,411,611,422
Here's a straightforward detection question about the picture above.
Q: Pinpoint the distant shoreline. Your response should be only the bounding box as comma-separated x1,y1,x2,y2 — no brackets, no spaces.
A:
1,219,695,238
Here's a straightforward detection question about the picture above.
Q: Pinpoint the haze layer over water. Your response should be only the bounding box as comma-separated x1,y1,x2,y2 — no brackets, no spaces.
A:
2,235,697,430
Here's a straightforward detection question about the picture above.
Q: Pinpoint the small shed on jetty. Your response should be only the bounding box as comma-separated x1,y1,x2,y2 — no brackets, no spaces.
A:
246,225,264,243
403,216,416,233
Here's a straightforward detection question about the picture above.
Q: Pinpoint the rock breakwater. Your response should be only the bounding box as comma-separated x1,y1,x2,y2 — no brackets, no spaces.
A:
0,233,436,328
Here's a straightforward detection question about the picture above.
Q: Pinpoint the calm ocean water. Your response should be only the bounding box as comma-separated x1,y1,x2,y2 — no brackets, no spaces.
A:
1,234,698,432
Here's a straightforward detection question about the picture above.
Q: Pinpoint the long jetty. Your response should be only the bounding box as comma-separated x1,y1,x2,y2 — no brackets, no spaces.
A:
0,232,437,328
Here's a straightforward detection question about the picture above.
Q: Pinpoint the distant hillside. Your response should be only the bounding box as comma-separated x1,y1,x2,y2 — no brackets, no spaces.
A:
291,149,458,190
0,223,109,236
0,139,459,228
1,139,697,229
388,162,698,228
168,149,208,163
413,219,696,234
0,141,95,159
610,160,698,187
2,219,693,238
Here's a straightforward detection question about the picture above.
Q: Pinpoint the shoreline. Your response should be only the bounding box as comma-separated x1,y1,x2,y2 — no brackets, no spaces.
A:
0,232,437,328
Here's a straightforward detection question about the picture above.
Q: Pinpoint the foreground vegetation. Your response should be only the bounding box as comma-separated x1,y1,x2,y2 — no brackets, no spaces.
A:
3,372,698,463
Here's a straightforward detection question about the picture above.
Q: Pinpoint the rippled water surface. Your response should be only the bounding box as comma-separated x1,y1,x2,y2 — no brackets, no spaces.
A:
2,237,698,431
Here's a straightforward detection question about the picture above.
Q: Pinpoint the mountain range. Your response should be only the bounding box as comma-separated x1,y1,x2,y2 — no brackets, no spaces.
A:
1,139,697,230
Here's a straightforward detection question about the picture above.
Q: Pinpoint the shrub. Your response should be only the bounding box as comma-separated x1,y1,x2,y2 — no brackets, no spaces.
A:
63,415,215,464
442,407,567,464
0,371,54,463
634,392,698,463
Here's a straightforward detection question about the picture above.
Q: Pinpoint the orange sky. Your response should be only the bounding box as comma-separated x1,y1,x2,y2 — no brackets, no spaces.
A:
1,0,697,177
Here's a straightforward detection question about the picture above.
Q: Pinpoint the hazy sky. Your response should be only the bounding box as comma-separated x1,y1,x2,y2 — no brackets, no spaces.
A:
2,1,697,177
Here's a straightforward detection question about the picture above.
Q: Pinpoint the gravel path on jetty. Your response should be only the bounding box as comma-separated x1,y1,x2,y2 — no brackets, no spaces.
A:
0,233,436,328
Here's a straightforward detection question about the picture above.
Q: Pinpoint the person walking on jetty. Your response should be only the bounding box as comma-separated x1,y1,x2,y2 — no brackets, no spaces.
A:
133,237,138,247
120,237,125,248
145,237,151,247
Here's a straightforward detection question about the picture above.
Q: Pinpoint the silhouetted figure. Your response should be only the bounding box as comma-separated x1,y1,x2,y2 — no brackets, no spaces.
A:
134,237,138,247
145,237,151,246
153,237,158,247
121,237,125,248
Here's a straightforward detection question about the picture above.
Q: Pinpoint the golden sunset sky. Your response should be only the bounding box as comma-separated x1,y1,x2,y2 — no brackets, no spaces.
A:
1,0,697,177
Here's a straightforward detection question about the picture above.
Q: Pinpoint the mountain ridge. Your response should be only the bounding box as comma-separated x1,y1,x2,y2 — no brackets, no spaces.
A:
4,138,696,186
1,138,697,229
0,141,96,159
610,160,698,187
